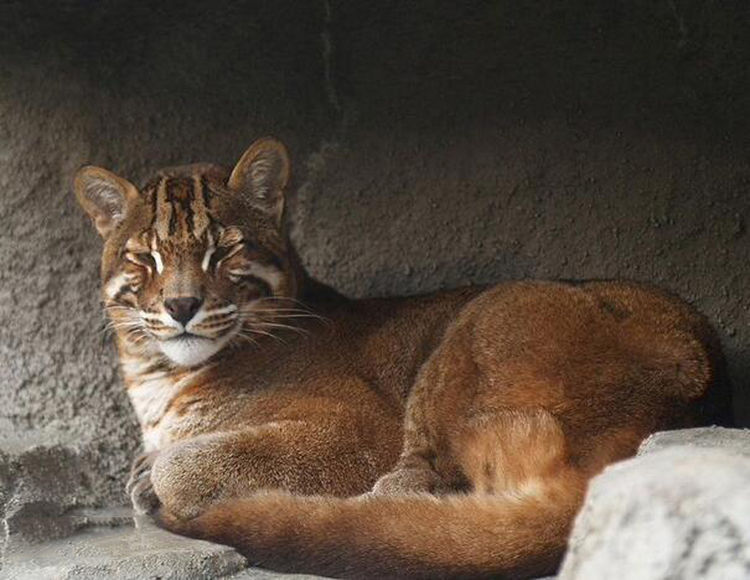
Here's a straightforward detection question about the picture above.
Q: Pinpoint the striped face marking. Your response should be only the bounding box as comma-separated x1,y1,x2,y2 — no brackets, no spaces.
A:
201,230,216,273
78,138,296,450
152,175,211,242
151,250,164,274
101,168,291,369
226,262,284,293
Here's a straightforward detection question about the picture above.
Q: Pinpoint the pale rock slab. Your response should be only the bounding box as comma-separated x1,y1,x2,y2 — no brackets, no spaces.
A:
3,518,247,579
639,426,750,457
559,445,750,580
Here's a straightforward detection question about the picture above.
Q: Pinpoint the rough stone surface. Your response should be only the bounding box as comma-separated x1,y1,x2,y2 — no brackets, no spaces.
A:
0,0,748,575
0,419,134,558
294,3,750,430
559,445,750,580
3,516,248,579
0,0,333,505
639,426,750,457
227,569,329,580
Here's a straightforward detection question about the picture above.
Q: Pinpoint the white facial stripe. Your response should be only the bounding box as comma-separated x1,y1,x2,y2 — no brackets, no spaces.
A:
201,246,215,272
228,263,284,291
104,272,131,299
201,230,216,272
151,250,164,274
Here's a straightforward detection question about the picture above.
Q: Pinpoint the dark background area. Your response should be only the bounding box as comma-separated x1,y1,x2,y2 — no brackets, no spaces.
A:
0,0,747,502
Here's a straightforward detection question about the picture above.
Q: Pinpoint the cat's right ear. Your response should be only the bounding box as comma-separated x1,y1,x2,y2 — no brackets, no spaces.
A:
228,137,290,226
74,166,139,238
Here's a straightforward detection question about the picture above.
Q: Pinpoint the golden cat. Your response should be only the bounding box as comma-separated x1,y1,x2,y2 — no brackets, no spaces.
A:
74,137,728,579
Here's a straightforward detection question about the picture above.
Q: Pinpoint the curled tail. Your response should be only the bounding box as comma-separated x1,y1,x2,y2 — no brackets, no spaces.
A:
159,410,587,579
159,478,584,579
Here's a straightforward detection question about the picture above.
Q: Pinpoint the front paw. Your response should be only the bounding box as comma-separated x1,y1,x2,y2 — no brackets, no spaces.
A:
371,466,448,496
126,451,161,515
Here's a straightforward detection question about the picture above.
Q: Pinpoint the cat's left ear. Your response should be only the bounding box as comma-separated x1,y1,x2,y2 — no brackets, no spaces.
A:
74,166,139,238
228,137,290,226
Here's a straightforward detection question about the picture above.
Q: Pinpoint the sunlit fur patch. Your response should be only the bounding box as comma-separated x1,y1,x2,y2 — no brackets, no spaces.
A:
151,250,164,274
201,229,216,272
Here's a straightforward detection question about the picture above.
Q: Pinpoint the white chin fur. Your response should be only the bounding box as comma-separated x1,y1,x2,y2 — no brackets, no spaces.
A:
158,335,228,367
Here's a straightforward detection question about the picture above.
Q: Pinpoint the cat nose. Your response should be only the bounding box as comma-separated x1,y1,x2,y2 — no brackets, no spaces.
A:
164,297,203,325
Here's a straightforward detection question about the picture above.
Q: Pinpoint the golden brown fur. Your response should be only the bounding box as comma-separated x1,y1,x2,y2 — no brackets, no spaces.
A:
75,137,729,579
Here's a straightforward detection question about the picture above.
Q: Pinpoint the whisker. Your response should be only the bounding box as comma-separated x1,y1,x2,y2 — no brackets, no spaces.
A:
233,332,260,348
247,314,326,324
241,307,330,324
240,327,288,345
251,297,325,312
100,320,144,335
250,321,310,336
245,307,325,316
108,319,144,326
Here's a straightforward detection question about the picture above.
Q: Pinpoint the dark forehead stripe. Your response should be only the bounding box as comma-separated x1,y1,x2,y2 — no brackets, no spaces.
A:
137,177,162,230
165,177,195,236
199,175,211,209
150,174,212,241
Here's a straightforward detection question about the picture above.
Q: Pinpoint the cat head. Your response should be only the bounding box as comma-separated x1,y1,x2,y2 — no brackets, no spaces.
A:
75,137,302,367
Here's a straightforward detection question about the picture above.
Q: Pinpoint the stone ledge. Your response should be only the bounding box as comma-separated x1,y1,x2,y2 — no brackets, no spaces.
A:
226,568,330,579
3,517,247,580
639,426,750,457
0,419,129,555
559,442,750,580
5,426,749,578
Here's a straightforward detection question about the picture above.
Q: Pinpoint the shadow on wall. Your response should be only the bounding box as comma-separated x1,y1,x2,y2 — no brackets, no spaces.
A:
0,0,747,501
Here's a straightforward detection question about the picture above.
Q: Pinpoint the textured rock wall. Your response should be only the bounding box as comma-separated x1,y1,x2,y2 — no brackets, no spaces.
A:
0,0,748,506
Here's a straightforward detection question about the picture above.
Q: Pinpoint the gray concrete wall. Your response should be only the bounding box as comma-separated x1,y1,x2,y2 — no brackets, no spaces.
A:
1,0,748,505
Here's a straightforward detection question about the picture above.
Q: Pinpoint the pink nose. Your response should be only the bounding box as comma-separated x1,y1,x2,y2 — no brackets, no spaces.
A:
164,297,203,325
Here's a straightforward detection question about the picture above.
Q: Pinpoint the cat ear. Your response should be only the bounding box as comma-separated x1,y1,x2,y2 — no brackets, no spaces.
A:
74,166,139,238
228,137,290,225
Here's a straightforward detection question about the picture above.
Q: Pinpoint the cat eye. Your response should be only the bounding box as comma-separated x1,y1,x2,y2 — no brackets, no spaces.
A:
125,252,156,272
125,250,164,274
227,269,255,284
208,246,231,268
225,268,273,297
207,242,246,274
203,245,231,273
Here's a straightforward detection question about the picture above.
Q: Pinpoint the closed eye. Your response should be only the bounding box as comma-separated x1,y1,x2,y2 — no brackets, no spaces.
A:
226,268,272,293
126,252,154,268
125,251,163,274
206,243,245,273
227,269,253,283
